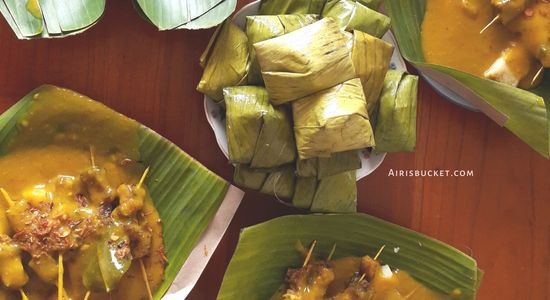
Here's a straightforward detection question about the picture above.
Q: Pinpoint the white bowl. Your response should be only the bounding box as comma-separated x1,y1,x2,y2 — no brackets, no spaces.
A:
203,0,415,181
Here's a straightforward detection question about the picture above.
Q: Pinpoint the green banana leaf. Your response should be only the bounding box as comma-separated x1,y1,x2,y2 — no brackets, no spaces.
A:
291,176,317,209
310,170,356,213
224,86,269,164
134,0,237,30
296,158,318,178
246,14,318,85
250,104,297,169
0,0,105,39
322,0,390,37
259,0,327,15
0,0,236,39
234,164,268,190
317,150,361,179
198,20,250,103
258,0,383,14
217,214,482,300
259,165,296,200
0,85,231,299
296,150,362,179
374,70,418,153
385,0,550,158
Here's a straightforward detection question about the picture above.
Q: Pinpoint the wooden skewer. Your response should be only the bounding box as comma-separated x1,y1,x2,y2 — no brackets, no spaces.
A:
84,291,91,300
358,245,386,282
531,65,545,87
139,259,154,300
89,145,96,167
326,244,336,261
302,240,317,267
0,188,14,207
58,253,64,300
19,289,29,300
480,14,500,34
137,167,150,190
404,287,419,299
373,245,386,261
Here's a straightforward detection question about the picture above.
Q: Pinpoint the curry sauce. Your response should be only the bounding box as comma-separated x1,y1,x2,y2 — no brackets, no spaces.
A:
422,0,548,88
0,87,165,300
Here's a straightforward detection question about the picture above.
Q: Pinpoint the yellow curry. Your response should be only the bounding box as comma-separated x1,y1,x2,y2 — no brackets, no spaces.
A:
0,87,165,300
422,0,549,89
271,246,450,300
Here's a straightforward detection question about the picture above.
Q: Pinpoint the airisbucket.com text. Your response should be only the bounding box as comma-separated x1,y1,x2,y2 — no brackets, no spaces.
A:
388,169,474,177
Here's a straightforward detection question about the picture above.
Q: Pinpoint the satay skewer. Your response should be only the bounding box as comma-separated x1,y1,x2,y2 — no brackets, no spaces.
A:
480,14,501,34
303,241,317,267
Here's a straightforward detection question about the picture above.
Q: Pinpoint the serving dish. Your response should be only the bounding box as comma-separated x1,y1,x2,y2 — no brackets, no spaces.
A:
217,214,482,300
204,0,415,181
386,0,550,158
0,85,244,299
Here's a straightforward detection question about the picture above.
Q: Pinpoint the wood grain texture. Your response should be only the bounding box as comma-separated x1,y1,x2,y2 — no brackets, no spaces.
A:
0,1,548,299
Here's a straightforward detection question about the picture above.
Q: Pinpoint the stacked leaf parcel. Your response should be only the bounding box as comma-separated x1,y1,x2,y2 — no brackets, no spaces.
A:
198,0,419,213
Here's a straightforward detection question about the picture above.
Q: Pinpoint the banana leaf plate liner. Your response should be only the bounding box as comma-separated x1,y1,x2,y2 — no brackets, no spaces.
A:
217,214,482,300
0,85,243,299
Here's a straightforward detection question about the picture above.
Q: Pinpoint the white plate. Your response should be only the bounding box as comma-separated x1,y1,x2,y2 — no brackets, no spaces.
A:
419,70,480,112
203,0,418,181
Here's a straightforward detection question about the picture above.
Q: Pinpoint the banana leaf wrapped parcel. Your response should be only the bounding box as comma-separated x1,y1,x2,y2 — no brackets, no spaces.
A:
296,150,361,179
374,70,419,153
317,150,361,179
293,78,375,159
224,86,269,164
259,166,297,199
197,20,249,104
352,30,394,123
322,0,391,37
234,164,269,190
254,18,356,104
225,86,296,167
292,176,318,209
310,170,357,213
246,14,318,85
259,0,326,15
250,104,297,169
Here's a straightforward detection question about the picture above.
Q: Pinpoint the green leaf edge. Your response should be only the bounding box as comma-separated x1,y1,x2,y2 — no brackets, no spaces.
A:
217,214,482,300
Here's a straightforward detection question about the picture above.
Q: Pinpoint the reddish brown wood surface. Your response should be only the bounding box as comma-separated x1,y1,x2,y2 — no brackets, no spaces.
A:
0,1,548,299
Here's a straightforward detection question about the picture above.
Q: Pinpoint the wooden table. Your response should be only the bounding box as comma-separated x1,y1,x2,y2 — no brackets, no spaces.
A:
0,1,548,299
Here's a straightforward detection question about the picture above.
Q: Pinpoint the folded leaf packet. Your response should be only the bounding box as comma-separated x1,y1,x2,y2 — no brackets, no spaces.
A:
374,70,419,153
254,18,356,104
293,78,375,159
352,30,394,123
322,0,391,37
246,14,319,85
198,20,249,103
224,86,296,167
